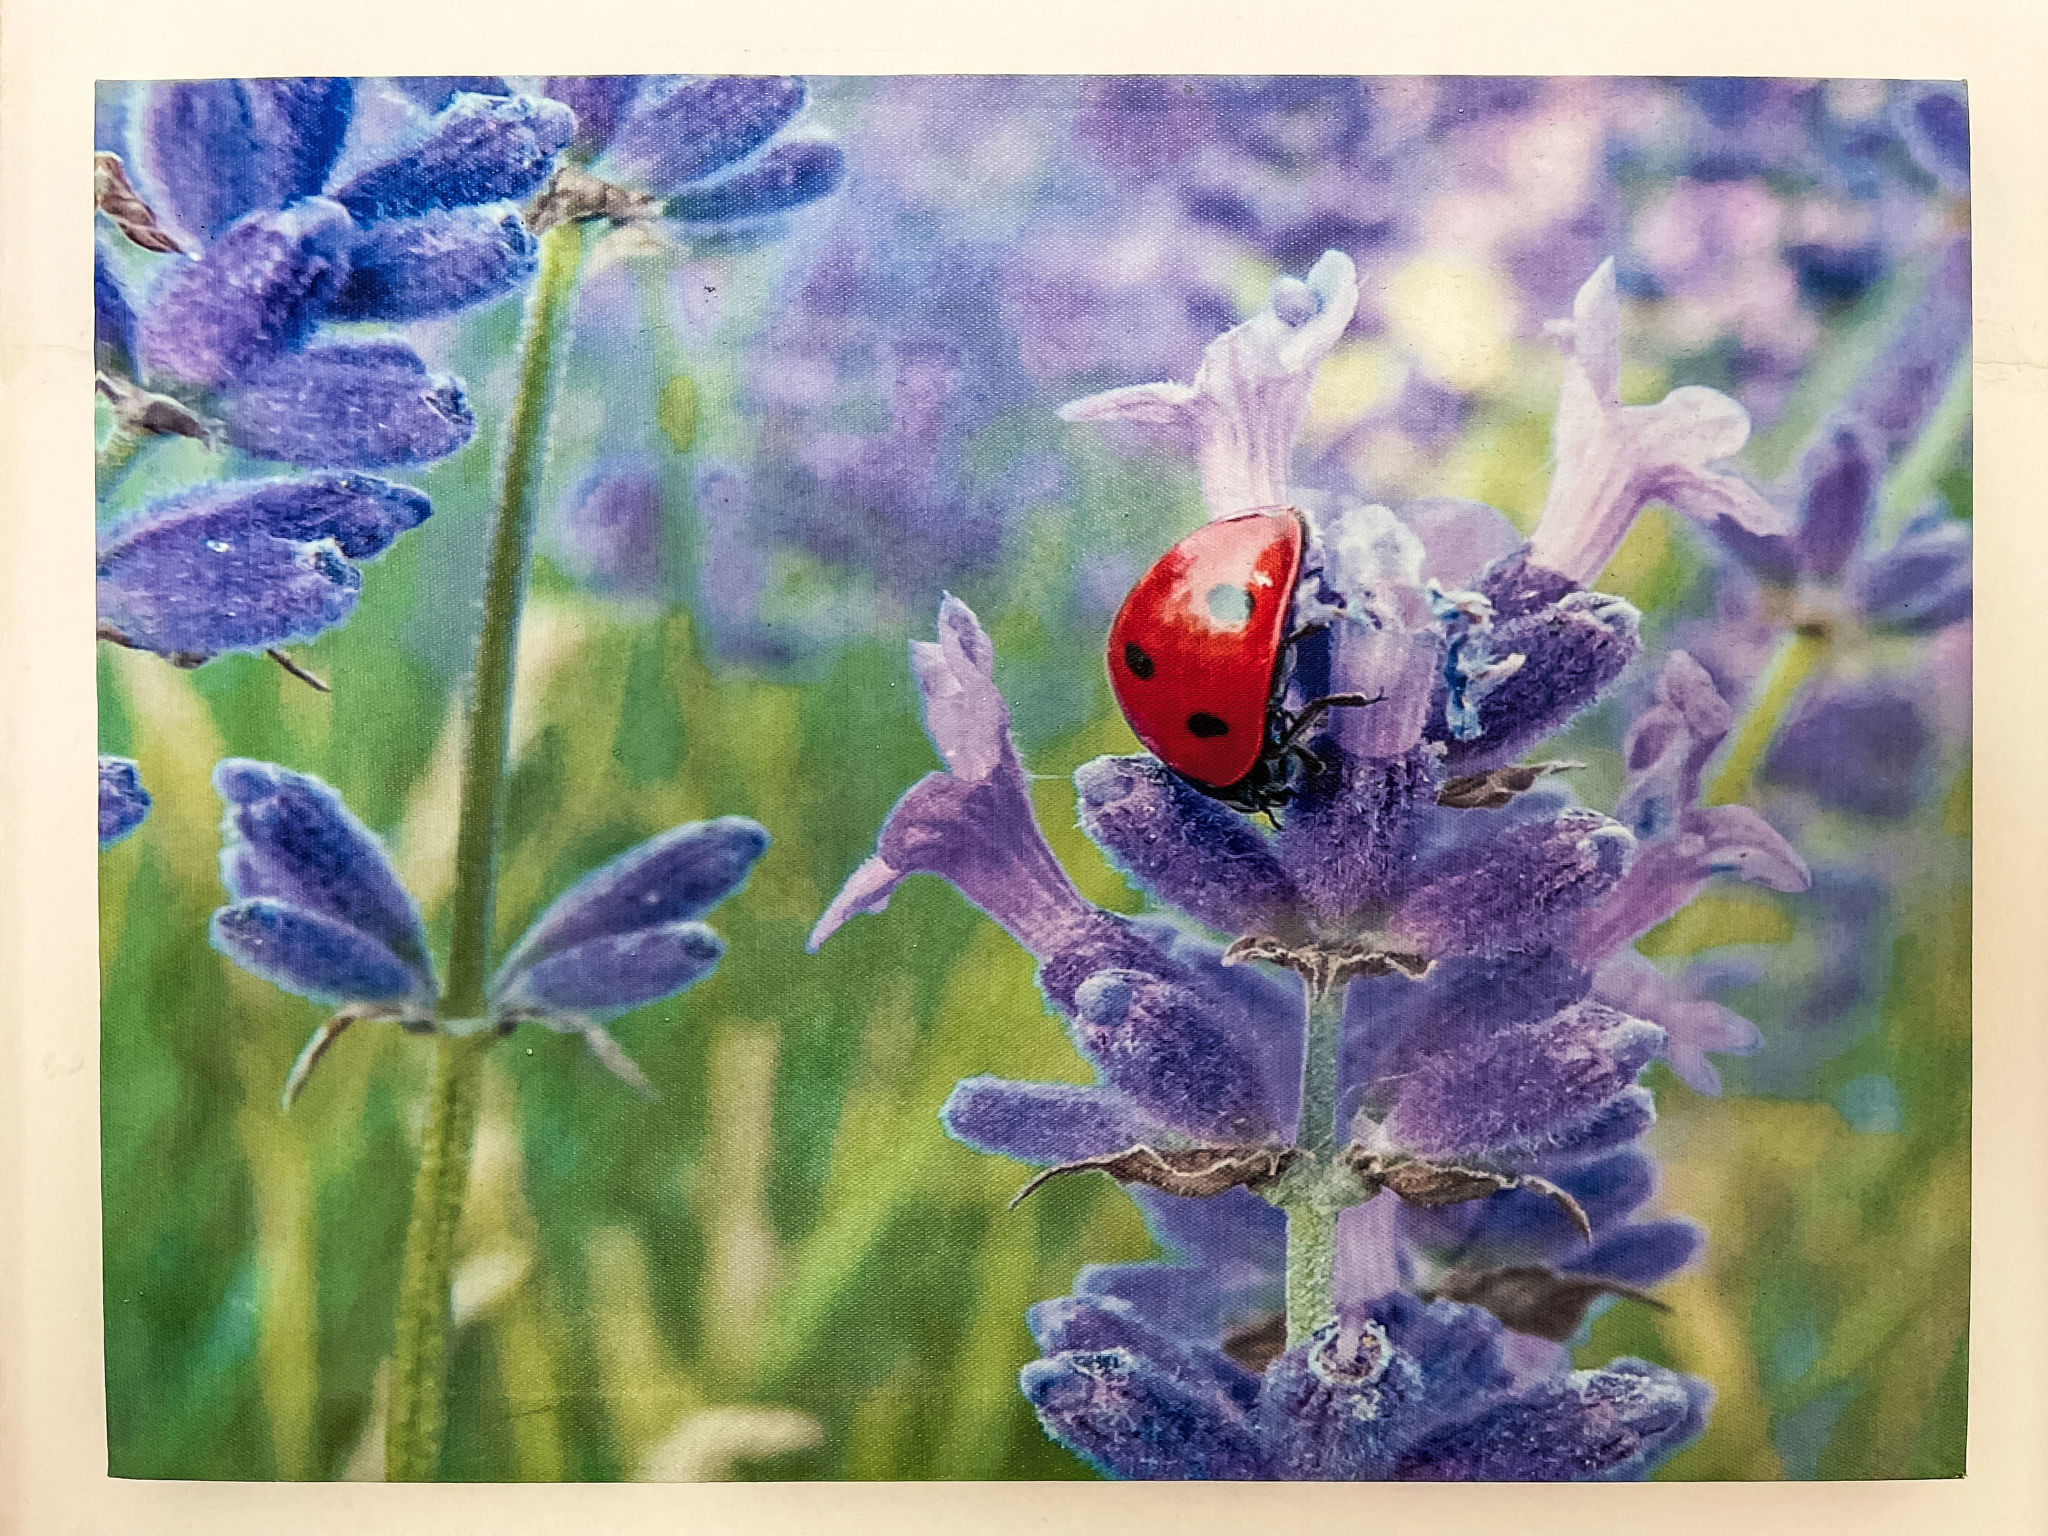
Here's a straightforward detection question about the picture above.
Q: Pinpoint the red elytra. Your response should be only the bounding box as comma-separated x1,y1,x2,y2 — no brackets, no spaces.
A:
1107,508,1304,790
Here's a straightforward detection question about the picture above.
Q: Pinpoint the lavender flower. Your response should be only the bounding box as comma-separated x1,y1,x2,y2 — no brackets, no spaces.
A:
207,759,765,1099
105,78,577,468
1025,1290,1708,1480
536,75,844,231
98,757,151,847
96,474,430,668
1700,406,1970,819
813,250,1802,1479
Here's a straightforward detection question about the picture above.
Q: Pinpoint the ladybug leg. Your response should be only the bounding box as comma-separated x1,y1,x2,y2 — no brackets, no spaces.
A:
1273,691,1381,759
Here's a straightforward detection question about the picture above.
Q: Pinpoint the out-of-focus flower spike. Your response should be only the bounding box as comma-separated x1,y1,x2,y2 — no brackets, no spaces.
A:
97,474,431,663
329,206,539,321
1791,419,1882,581
332,92,574,224
1528,259,1785,588
220,339,475,467
1060,250,1358,518
130,78,355,247
1853,507,1972,634
136,199,356,392
1846,235,1970,451
666,138,846,226
1592,950,1760,1096
98,756,151,847
1895,83,1969,193
596,76,809,194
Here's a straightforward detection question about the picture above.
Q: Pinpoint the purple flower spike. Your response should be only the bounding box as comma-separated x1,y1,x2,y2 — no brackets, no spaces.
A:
329,206,538,321
598,76,810,195
97,473,431,661
1060,250,1359,518
1527,260,1785,588
131,78,355,247
98,756,151,847
95,246,137,374
1390,1358,1709,1481
1075,755,1297,937
1024,1290,1707,1480
137,199,356,392
212,759,435,1008
221,340,474,467
666,138,846,226
332,92,575,224
492,817,768,1007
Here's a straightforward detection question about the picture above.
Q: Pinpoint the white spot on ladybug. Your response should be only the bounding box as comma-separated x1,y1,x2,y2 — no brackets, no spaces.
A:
1205,584,1255,626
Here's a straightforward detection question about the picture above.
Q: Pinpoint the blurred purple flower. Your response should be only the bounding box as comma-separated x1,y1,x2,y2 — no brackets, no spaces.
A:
541,75,844,228
553,457,665,598
105,77,576,469
98,756,151,847
208,759,765,1094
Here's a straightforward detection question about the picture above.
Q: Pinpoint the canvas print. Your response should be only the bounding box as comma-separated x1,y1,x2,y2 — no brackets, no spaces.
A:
94,75,1971,1481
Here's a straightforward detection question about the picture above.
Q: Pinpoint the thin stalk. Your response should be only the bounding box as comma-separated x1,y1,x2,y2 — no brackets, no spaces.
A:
385,217,589,1481
1283,980,1348,1347
1704,627,1829,807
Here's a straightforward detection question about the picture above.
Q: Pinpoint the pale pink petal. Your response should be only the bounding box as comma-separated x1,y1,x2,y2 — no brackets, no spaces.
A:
1059,250,1360,520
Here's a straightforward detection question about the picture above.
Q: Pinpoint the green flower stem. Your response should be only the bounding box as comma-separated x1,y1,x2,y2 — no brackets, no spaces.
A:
1282,980,1349,1348
1704,627,1829,808
385,216,588,1481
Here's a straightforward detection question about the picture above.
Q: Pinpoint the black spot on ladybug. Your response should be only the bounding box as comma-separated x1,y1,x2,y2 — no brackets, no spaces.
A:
1122,641,1156,680
1205,583,1256,625
1186,712,1231,739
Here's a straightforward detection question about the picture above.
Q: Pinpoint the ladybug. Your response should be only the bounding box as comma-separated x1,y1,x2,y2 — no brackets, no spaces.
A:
1108,507,1375,816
